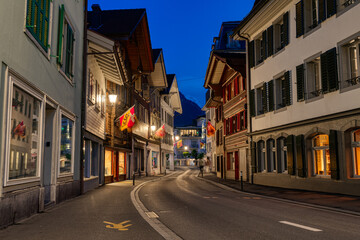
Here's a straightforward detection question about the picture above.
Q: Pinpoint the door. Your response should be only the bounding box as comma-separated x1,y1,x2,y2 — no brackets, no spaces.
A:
235,151,239,180
43,104,56,205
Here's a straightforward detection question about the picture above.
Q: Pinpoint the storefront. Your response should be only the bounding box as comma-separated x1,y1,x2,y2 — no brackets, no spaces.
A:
104,148,127,183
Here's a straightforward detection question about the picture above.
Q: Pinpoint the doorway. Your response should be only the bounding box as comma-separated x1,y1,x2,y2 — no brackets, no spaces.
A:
43,104,56,206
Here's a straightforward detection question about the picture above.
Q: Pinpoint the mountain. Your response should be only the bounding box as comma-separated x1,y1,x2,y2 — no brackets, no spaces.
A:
174,92,205,127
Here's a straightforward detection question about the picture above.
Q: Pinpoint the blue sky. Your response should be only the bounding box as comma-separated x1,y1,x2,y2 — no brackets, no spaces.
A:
88,0,255,107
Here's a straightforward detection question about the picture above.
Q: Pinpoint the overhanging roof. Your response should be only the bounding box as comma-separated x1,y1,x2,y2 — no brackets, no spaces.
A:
149,49,167,87
87,30,124,85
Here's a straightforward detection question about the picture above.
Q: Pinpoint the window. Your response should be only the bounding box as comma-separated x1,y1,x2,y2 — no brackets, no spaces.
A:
95,81,100,110
257,141,265,172
88,72,95,104
306,57,322,98
26,0,51,51
274,77,286,109
152,151,158,168
60,116,74,174
274,13,288,52
101,90,105,116
277,137,288,173
266,139,276,172
105,150,113,176
313,134,330,176
57,5,75,80
351,129,360,176
256,86,264,115
341,37,360,87
255,35,265,65
304,0,319,31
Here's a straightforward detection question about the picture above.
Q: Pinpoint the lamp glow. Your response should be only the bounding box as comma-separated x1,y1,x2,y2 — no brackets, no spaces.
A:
175,136,179,141
109,94,117,104
184,146,188,150
151,125,156,131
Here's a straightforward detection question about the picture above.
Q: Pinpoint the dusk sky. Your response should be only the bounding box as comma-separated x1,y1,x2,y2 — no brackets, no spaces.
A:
88,0,255,107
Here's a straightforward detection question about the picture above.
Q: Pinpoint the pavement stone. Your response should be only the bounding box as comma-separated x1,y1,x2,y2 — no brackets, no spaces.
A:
201,172,360,214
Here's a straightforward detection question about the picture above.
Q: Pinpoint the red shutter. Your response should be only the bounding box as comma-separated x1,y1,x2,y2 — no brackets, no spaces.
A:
237,113,240,130
234,77,239,95
224,119,226,135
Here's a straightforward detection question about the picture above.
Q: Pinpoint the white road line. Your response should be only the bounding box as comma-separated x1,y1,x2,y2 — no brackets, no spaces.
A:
279,221,323,232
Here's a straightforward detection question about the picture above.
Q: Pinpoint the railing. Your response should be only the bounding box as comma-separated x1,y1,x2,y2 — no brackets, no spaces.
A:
310,89,322,97
346,76,360,87
343,0,357,7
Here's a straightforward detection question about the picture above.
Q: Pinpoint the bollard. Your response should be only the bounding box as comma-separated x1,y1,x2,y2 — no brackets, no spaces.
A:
133,172,135,186
240,171,243,191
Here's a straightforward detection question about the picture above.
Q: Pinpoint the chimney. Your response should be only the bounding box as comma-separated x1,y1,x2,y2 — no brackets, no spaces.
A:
91,4,101,12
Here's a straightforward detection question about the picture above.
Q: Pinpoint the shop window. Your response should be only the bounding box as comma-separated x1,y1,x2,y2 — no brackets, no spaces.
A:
257,140,266,172
152,151,158,168
105,150,113,176
351,129,360,176
26,0,51,51
277,137,288,173
313,134,330,176
60,116,74,174
9,86,41,180
266,139,276,172
340,36,360,88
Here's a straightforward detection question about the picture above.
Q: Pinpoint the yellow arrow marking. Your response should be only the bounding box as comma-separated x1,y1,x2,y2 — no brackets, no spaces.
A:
103,220,132,231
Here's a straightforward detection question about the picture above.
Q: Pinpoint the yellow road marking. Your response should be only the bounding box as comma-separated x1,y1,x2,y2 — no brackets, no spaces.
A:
104,220,132,231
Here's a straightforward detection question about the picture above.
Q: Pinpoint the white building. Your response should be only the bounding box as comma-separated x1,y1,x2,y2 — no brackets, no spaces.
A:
233,0,360,195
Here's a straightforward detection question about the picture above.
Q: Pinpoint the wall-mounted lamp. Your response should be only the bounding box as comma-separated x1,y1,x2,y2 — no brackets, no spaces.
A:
109,94,117,104
175,136,179,141
151,125,156,131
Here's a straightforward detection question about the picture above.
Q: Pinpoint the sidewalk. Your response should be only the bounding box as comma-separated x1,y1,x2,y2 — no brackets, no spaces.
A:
201,172,360,214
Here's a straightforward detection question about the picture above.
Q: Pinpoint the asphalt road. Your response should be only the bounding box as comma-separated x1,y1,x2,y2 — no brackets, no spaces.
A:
139,168,360,240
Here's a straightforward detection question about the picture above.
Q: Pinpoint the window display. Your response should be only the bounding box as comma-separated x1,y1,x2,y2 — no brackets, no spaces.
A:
105,150,112,176
9,86,41,179
60,116,73,173
313,134,330,176
119,152,125,175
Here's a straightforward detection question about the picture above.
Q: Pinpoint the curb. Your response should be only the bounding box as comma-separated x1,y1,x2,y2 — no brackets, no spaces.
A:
196,175,360,218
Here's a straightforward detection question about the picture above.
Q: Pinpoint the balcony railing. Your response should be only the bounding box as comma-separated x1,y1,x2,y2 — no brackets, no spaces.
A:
346,76,360,87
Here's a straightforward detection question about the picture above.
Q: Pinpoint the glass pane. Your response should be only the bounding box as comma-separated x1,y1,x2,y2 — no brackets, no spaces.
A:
119,153,125,175
325,149,331,176
152,151,158,168
60,117,73,173
354,147,360,176
9,86,40,180
315,150,324,175
350,46,358,79
354,129,360,142
313,134,329,147
105,150,112,176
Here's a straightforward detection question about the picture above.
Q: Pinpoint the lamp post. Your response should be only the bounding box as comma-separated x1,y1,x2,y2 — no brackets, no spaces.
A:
109,94,117,147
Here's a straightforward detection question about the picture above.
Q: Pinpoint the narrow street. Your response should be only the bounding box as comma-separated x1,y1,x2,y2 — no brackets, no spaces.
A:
1,167,360,239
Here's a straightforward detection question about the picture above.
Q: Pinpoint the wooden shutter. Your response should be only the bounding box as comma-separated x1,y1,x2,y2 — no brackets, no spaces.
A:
321,51,329,93
284,71,291,106
65,25,74,77
250,89,255,117
267,26,274,57
268,80,274,111
318,0,327,22
327,0,337,18
329,130,340,180
262,30,267,60
283,12,289,46
251,142,257,173
57,5,65,65
262,82,268,113
296,0,304,38
296,64,305,101
327,48,339,92
249,40,255,68
296,135,307,178
286,135,295,175
26,0,34,28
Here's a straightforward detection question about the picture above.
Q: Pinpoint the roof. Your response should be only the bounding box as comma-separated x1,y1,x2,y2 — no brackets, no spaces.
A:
231,0,269,37
88,8,146,39
152,48,162,63
213,51,246,76
162,74,175,94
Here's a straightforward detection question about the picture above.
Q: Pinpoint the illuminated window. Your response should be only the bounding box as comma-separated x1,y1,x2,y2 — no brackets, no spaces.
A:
352,129,360,176
257,140,265,172
313,134,330,176
105,150,113,176
60,116,73,174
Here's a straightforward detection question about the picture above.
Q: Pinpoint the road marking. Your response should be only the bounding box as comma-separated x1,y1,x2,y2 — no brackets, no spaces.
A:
104,220,132,231
279,221,322,232
145,211,159,219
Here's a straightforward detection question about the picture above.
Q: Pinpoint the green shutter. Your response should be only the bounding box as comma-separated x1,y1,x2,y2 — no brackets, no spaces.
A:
250,89,255,117
262,30,267,60
65,25,74,78
267,26,274,57
249,41,255,68
286,135,295,175
321,52,329,93
296,64,305,101
26,0,34,27
251,142,257,173
329,130,340,180
283,12,289,46
262,82,268,113
57,5,65,65
296,0,304,38
327,0,337,18
327,48,339,92
284,71,291,106
296,135,307,178
318,0,326,22
268,80,274,111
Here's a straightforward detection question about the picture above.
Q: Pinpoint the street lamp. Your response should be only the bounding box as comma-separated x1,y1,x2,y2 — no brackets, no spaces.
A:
184,146,188,150
151,125,156,131
109,94,117,104
175,136,179,141
108,93,117,147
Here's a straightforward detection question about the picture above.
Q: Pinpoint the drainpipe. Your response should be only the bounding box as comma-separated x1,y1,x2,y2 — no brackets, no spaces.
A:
237,32,252,183
80,0,88,194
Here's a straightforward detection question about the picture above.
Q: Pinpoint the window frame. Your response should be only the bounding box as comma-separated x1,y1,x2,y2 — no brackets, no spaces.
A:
58,110,76,176
351,129,360,177
339,35,360,89
4,74,45,186
312,134,331,177
277,137,288,173
305,55,323,99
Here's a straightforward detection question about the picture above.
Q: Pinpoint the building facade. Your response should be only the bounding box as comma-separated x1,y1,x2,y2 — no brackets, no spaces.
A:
233,0,360,195
0,0,84,227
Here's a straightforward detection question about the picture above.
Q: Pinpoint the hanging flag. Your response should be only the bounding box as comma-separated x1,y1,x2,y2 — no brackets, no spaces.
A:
176,140,183,149
119,105,136,132
154,124,165,139
200,141,205,149
207,121,215,137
